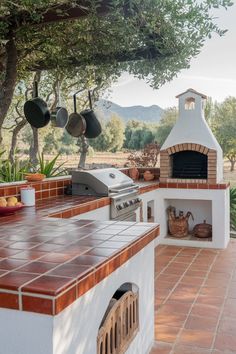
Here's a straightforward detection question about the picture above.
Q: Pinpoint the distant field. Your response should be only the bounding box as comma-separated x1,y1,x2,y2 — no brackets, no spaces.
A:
48,152,236,187
55,151,130,169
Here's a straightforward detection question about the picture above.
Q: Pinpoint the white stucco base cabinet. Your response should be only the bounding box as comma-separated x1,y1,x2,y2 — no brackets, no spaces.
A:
0,242,155,354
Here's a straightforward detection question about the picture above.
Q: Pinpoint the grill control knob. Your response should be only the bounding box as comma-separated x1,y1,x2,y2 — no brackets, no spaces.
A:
124,202,129,208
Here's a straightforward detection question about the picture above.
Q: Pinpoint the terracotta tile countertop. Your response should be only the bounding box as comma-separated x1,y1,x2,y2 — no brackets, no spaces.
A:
0,195,160,316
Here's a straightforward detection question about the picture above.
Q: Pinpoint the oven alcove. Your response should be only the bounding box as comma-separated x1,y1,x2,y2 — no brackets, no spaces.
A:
165,199,212,242
97,283,139,354
171,150,208,179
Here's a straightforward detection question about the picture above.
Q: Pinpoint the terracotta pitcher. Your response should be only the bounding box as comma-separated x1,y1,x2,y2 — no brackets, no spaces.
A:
129,167,139,180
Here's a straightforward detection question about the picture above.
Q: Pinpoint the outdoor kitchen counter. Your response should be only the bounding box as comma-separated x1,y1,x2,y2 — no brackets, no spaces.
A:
0,194,160,316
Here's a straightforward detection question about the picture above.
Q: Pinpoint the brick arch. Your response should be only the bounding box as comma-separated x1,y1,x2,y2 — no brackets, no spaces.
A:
166,143,209,155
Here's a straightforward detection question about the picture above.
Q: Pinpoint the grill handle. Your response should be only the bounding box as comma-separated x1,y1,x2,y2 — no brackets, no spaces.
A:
109,185,139,194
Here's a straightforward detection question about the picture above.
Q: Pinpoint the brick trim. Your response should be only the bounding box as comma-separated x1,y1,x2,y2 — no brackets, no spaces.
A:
160,143,217,183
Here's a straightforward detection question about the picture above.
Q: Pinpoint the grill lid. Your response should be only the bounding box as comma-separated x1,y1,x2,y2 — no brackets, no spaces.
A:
72,168,137,196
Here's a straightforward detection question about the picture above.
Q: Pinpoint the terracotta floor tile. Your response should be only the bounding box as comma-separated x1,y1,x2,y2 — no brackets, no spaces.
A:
228,286,236,299
184,315,218,331
185,269,208,278
180,276,205,286
222,298,236,318
195,295,224,307
190,263,211,271
155,311,187,327
156,288,172,300
177,329,214,348
155,325,181,343
163,267,186,276
179,248,200,256
203,278,229,287
150,341,172,354
214,332,236,351
169,284,199,303
156,280,176,290
190,304,221,319
158,301,192,315
218,316,236,334
208,271,232,280
173,255,194,264
211,350,235,354
157,274,180,283
200,286,227,298
172,344,212,354
169,262,189,269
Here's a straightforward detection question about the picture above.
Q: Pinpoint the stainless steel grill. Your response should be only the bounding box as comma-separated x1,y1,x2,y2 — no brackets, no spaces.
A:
72,168,141,220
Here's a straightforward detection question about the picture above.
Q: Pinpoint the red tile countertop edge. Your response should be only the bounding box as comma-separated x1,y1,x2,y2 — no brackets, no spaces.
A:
0,225,159,315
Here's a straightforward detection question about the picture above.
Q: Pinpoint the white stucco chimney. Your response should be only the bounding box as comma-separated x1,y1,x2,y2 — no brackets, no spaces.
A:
160,89,223,183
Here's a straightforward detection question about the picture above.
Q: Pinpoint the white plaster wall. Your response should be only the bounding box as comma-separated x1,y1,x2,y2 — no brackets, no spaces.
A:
140,190,159,224
53,241,155,354
71,206,110,221
161,91,223,182
0,308,53,354
0,242,155,354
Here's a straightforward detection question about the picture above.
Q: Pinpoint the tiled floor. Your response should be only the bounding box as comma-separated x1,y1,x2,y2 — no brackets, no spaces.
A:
151,240,236,353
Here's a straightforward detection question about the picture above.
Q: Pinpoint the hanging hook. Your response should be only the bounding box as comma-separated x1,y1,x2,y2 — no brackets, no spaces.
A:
73,89,84,113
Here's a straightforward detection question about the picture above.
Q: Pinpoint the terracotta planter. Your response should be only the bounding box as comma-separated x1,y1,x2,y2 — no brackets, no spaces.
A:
143,170,155,181
129,167,139,180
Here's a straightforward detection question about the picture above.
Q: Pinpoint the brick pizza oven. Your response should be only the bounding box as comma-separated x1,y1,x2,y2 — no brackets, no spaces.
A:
160,89,223,184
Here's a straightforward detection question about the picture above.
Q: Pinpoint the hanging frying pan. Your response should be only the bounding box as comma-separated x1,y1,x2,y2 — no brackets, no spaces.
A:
51,82,68,128
65,89,87,137
80,90,102,139
24,81,51,128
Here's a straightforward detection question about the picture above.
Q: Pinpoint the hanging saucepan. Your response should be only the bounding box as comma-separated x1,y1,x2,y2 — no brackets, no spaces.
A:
65,89,87,137
50,82,68,128
24,81,50,128
80,90,102,139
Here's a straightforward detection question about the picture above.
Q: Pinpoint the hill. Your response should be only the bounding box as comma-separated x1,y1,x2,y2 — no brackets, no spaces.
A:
95,99,163,123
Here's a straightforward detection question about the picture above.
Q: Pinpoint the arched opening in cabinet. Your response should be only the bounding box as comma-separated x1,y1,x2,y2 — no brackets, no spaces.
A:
97,283,139,354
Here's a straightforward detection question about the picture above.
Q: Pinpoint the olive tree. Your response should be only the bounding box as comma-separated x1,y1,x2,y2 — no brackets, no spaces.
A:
0,0,233,147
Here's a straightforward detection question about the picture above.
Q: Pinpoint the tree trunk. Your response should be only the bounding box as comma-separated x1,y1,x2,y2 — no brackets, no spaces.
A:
9,119,27,163
29,127,39,167
230,159,236,172
0,37,18,146
78,136,89,169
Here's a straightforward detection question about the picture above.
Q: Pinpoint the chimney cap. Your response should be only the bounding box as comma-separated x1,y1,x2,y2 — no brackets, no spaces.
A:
176,88,207,99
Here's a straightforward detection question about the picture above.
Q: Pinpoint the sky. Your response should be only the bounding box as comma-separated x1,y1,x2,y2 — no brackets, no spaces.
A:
104,2,236,109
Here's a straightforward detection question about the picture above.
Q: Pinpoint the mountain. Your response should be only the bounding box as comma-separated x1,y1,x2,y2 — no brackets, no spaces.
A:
95,99,163,123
